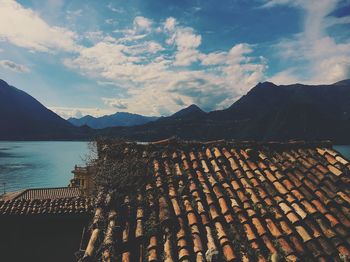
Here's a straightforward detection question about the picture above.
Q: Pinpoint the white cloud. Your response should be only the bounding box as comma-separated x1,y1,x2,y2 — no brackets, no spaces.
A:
261,0,297,8
113,16,155,44
174,48,201,66
125,41,164,55
102,98,128,109
267,0,350,84
0,59,30,73
134,16,153,31
65,43,265,115
49,106,114,119
63,16,266,115
172,27,201,49
0,0,79,52
268,68,301,85
164,19,202,66
164,17,177,31
200,51,228,65
0,0,268,116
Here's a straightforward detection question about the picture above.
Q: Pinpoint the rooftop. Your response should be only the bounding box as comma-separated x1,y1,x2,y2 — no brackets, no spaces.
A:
15,187,82,200
79,139,350,261
0,187,94,216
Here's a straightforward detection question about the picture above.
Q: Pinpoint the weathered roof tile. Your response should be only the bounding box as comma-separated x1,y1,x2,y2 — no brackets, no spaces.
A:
79,140,350,261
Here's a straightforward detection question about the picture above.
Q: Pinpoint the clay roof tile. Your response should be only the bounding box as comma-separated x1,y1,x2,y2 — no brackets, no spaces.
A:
77,140,350,261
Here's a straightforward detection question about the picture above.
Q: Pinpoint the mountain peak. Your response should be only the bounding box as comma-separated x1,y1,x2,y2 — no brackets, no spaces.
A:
256,81,277,88
171,104,204,118
186,104,202,111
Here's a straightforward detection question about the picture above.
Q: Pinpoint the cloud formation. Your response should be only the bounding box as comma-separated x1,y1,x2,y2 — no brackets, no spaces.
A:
4,0,347,118
0,0,78,52
49,106,114,119
0,59,30,73
102,98,128,110
265,0,350,84
0,5,263,116
64,17,266,115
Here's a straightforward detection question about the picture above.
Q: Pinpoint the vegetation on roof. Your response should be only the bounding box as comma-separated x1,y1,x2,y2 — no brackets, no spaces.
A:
78,139,350,261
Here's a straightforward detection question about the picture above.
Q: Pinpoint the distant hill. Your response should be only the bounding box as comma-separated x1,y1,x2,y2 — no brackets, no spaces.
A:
0,79,89,140
68,112,158,129
99,80,350,143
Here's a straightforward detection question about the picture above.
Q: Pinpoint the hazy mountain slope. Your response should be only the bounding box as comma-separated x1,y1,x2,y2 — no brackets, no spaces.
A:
0,79,88,140
68,112,158,129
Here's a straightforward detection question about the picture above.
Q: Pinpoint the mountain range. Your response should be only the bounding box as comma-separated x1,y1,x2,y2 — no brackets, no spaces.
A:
68,112,158,129
97,79,350,143
1,78,350,143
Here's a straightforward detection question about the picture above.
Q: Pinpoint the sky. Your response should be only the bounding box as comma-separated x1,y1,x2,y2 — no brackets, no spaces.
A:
0,0,349,118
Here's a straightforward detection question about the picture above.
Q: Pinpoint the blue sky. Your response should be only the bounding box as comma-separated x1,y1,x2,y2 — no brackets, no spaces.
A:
0,0,349,118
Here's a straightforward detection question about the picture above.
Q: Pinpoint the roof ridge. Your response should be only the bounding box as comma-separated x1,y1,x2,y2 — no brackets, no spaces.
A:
13,186,80,200
21,186,78,191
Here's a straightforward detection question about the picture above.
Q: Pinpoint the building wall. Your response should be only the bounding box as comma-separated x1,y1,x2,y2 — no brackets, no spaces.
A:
71,166,96,196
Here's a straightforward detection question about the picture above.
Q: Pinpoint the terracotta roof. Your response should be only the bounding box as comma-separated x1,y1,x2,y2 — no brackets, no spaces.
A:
0,187,94,216
14,187,82,200
80,140,350,261
0,196,94,216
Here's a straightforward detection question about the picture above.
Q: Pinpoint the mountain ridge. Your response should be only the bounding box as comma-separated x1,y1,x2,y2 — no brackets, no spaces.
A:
98,79,350,143
68,111,158,129
0,79,89,140
1,79,350,142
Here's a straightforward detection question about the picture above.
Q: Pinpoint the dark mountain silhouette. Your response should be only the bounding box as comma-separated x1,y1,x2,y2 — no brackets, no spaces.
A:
68,112,158,129
2,79,350,142
0,79,89,140
98,80,350,143
169,104,205,119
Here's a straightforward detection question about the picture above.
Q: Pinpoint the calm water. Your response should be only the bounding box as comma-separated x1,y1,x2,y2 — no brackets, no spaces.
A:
0,142,348,193
0,141,91,192
334,145,350,160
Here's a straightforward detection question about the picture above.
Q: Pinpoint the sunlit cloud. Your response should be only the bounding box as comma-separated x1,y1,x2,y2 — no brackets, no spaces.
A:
0,0,79,52
49,106,114,119
1,0,348,118
266,0,350,84
64,17,266,115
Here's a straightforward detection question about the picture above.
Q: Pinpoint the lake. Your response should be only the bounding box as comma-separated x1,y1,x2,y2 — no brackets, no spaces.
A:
0,142,349,193
334,145,350,160
0,141,91,193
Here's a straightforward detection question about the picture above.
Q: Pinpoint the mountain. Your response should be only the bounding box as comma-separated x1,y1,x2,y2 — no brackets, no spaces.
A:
207,81,350,141
2,78,350,142
0,79,89,140
68,112,158,129
169,104,205,119
99,80,350,143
